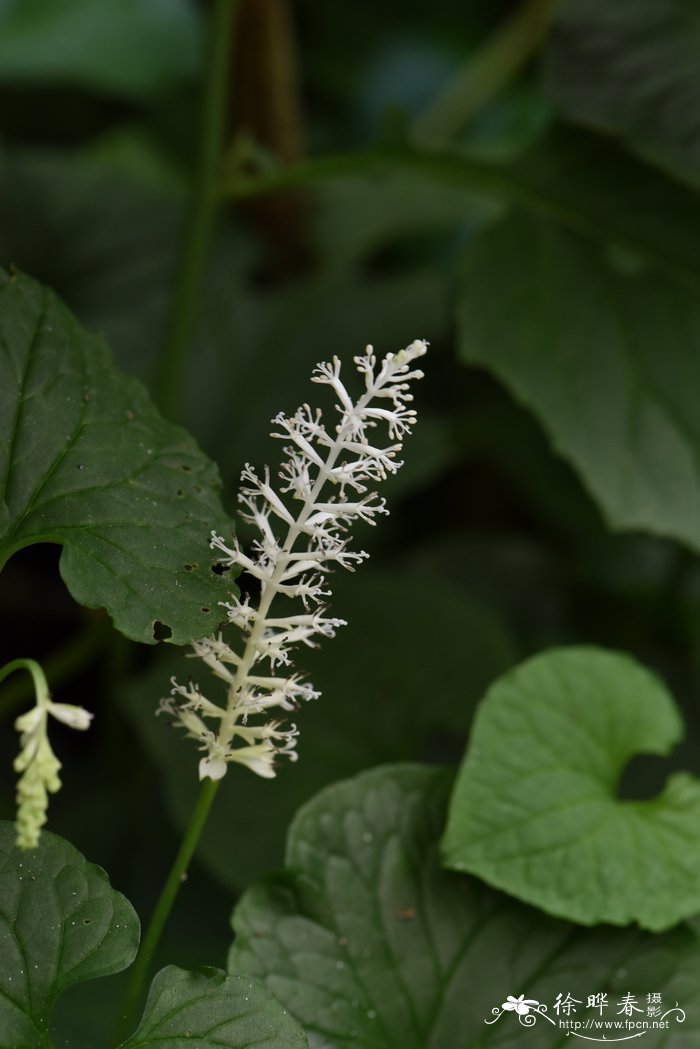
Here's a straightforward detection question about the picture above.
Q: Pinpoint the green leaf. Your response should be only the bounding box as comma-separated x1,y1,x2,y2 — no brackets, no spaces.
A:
0,821,139,1047
0,268,234,644
0,0,203,101
0,148,462,495
545,0,700,187
501,129,700,292
312,166,502,273
120,966,307,1049
0,149,182,387
457,209,700,553
228,128,700,294
121,567,516,889
229,764,700,1048
442,646,700,931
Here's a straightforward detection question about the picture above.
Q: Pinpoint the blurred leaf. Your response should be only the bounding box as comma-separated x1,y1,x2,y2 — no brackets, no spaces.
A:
457,210,700,553
499,129,700,288
229,764,700,1048
545,0,700,188
458,82,554,162
360,39,462,133
0,0,203,101
296,2,498,146
0,822,139,1047
361,40,551,159
312,167,501,273
0,149,463,496
122,568,516,889
410,533,565,652
0,268,233,644
443,647,700,931
228,128,700,289
120,966,307,1049
0,150,183,385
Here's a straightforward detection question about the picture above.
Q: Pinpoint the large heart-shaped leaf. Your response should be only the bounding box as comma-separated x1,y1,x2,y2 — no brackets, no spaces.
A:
229,764,700,1047
442,646,700,930
119,966,307,1049
545,0,700,188
0,822,139,1048
0,268,234,644
457,210,700,554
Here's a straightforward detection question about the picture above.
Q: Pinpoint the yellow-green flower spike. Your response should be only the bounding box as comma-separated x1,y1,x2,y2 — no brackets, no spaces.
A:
1,658,93,849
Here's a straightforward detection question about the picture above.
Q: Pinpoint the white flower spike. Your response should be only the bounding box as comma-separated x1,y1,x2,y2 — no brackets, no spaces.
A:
161,339,427,781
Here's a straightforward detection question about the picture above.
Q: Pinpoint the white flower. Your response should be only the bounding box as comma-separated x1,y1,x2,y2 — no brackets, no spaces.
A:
44,702,93,731
162,340,427,780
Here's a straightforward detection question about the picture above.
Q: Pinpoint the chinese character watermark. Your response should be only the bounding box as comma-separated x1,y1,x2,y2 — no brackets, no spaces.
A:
484,990,686,1042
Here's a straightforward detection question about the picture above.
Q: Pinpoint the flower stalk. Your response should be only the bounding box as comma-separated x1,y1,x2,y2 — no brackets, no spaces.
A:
160,339,427,778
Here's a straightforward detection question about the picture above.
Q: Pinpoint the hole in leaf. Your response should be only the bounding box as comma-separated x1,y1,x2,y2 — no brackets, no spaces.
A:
152,621,172,642
82,919,92,925
617,754,675,802
177,464,192,473
201,606,211,614
211,561,229,575
176,489,185,498
184,564,197,572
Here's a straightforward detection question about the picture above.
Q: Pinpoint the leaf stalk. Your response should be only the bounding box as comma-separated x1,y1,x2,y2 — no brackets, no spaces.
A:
412,0,559,146
153,0,238,417
114,777,221,1044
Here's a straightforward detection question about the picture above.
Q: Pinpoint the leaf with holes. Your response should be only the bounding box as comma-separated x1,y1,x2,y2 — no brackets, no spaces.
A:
457,209,700,554
119,966,307,1049
442,646,700,931
0,268,234,644
0,822,139,1048
228,764,700,1047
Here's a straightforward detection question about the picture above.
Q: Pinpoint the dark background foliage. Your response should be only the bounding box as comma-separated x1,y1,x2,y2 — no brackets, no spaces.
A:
2,0,700,1041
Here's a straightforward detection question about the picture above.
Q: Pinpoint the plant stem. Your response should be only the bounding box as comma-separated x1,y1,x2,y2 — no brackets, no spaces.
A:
114,777,221,1044
412,0,559,146
0,616,106,718
0,658,48,704
153,0,238,418
221,144,700,294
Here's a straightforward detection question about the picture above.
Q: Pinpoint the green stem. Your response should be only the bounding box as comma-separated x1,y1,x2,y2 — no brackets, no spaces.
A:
0,658,48,705
0,616,106,718
222,145,500,197
114,778,221,1044
221,144,700,293
153,0,238,417
413,0,559,146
